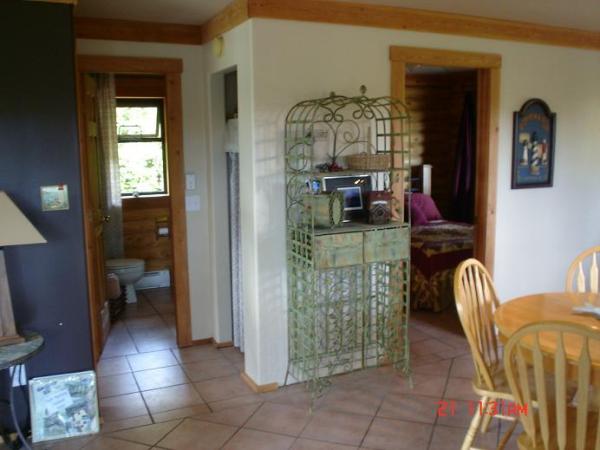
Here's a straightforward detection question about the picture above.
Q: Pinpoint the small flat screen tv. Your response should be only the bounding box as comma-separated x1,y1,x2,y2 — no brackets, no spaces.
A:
321,174,372,221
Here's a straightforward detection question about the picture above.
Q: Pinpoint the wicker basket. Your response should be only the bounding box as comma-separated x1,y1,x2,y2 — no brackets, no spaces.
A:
345,152,390,171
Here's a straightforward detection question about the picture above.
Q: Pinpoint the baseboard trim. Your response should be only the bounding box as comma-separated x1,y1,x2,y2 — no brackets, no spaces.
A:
240,371,279,393
213,340,234,349
190,338,213,346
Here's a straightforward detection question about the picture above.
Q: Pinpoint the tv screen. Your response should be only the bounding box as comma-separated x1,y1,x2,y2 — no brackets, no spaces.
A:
321,174,372,221
337,186,363,210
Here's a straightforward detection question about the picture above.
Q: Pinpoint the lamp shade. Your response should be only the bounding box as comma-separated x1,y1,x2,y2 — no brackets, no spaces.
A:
0,191,46,247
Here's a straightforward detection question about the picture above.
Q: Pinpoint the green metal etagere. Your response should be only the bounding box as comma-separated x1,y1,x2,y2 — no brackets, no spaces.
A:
284,87,412,395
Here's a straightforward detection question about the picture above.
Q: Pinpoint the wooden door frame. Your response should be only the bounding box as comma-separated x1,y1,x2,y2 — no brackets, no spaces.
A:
76,55,192,362
390,46,501,272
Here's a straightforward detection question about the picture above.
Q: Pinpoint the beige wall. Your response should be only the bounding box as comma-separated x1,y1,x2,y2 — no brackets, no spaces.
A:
246,18,600,384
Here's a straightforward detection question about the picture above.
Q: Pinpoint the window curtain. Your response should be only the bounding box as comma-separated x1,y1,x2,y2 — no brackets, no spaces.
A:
226,119,244,352
96,74,124,259
452,91,476,223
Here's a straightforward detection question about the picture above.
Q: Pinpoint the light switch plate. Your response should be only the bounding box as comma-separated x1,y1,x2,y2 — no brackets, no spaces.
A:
185,173,197,191
185,195,201,212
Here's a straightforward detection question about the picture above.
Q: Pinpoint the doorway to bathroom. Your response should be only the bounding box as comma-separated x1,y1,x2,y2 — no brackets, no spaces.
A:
77,56,192,363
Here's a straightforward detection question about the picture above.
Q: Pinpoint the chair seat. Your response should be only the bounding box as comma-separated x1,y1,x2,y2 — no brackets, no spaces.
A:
516,408,598,450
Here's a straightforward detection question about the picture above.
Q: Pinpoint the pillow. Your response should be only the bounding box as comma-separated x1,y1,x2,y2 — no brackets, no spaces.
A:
412,193,443,221
410,203,429,226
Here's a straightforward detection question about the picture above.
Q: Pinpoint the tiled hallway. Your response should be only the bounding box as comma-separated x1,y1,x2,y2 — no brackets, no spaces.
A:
34,295,520,450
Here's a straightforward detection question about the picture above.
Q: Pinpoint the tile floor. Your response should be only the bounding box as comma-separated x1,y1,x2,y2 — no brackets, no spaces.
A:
29,290,522,450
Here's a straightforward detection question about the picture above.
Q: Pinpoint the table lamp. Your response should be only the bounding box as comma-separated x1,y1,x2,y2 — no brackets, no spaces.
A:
0,191,46,346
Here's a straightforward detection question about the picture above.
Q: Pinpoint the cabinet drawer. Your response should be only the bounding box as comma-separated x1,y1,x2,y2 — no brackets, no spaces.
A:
364,227,409,263
314,232,363,269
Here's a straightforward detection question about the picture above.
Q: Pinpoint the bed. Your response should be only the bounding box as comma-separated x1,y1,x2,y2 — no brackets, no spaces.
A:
409,168,474,311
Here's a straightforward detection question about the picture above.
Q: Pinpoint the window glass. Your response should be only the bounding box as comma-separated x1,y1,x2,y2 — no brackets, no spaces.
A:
116,100,166,196
116,106,161,138
118,142,165,195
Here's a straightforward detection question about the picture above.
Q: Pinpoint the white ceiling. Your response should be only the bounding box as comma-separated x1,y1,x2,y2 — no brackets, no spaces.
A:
75,0,600,32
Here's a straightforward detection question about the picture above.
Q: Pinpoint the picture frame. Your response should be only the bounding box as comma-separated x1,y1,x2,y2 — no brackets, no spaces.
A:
29,370,100,443
40,184,70,211
511,99,556,189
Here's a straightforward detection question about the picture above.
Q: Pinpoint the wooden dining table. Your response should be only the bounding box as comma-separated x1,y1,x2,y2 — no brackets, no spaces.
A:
494,292,600,382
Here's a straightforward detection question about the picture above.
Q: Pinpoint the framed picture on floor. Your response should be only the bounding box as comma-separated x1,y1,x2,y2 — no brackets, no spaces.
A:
29,370,99,443
511,99,556,189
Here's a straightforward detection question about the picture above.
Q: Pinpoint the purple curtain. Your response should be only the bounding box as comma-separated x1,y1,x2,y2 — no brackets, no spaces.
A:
452,91,476,223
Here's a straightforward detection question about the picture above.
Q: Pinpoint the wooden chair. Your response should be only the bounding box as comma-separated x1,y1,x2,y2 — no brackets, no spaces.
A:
503,321,600,449
566,245,600,294
454,258,518,450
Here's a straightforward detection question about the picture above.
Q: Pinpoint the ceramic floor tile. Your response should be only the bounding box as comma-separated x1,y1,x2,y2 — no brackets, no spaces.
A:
81,436,150,450
194,374,254,402
192,402,262,427
153,302,175,314
389,373,447,398
97,357,132,377
134,365,189,391
320,386,383,416
99,393,148,422
245,402,311,437
222,428,295,450
411,338,456,357
127,350,178,372
362,417,432,450
377,393,438,424
181,358,238,382
411,359,452,377
142,384,205,414
109,420,181,446
101,338,138,358
171,345,224,364
125,316,165,331
428,424,500,450
151,404,212,423
301,410,372,446
157,418,237,450
37,435,96,450
100,414,153,433
449,356,476,379
443,377,480,402
98,373,139,398
134,336,178,353
291,439,357,450
208,394,263,412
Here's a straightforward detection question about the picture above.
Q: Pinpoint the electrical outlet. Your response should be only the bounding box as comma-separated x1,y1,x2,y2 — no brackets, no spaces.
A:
313,129,329,141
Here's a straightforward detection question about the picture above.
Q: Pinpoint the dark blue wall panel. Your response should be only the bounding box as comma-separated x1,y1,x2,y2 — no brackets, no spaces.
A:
0,0,93,387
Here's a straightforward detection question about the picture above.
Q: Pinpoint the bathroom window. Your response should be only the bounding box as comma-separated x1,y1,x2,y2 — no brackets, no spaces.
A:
116,99,167,196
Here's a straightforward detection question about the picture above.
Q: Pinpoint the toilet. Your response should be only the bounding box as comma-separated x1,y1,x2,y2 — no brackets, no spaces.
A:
105,259,145,304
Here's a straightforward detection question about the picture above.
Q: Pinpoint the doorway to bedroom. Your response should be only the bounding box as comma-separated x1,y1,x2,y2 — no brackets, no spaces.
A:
390,46,501,362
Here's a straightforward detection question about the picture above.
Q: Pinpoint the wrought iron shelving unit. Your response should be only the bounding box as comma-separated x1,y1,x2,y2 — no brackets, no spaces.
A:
284,87,412,394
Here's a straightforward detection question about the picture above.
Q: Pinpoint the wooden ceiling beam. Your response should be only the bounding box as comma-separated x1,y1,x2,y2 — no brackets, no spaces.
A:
29,0,78,4
74,17,203,45
74,0,600,51
200,0,249,44
248,0,600,51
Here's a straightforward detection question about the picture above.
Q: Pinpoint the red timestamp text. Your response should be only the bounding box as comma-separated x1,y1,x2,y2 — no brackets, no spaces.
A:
436,400,529,417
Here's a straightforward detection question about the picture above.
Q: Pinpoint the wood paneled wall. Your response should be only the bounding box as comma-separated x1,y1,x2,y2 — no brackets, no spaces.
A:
122,196,172,272
406,71,476,218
